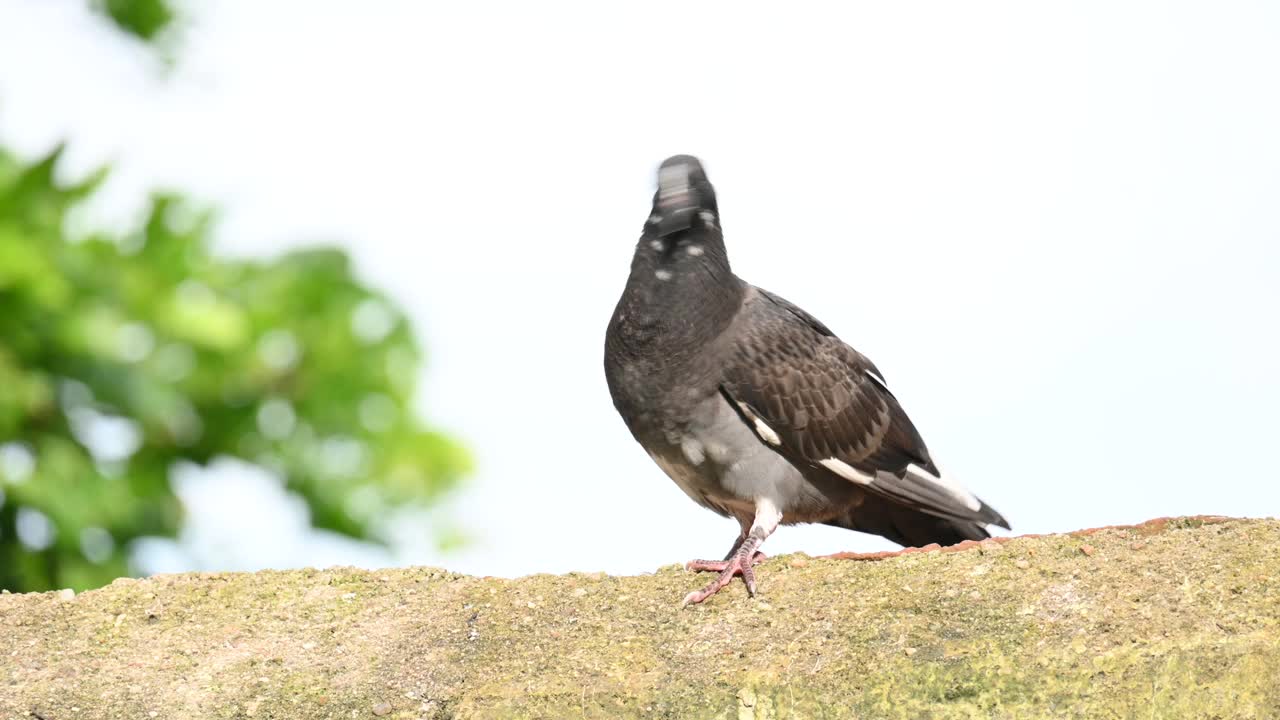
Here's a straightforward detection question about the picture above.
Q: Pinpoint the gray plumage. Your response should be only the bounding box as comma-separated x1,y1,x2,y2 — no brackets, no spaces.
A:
604,156,1007,601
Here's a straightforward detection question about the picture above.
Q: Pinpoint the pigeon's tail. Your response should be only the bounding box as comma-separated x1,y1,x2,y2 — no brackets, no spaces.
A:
823,493,993,549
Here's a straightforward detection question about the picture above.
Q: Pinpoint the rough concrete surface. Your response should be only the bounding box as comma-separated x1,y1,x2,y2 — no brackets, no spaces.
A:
2,516,1278,719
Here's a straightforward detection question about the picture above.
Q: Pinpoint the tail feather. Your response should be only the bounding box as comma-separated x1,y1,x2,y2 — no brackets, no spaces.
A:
825,493,993,548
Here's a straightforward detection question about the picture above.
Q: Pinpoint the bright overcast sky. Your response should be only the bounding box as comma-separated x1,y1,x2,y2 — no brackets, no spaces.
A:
1,0,1278,578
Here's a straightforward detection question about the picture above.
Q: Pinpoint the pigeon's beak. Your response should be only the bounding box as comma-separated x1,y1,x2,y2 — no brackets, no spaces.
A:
654,163,698,237
655,207,697,238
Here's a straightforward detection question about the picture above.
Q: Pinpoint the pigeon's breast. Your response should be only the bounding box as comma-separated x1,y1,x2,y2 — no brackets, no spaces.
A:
643,393,833,521
641,392,760,518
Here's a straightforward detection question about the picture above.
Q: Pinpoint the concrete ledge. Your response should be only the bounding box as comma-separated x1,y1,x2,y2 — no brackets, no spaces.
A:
2,516,1278,719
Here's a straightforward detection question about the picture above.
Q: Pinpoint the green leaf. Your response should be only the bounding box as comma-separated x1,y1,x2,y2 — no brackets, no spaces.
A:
92,0,175,42
0,142,469,592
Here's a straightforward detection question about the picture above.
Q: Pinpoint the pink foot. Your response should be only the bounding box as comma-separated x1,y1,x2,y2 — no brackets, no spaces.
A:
681,551,767,607
685,552,767,573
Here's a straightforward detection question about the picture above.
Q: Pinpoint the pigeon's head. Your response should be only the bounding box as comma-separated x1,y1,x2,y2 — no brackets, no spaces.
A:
648,155,719,238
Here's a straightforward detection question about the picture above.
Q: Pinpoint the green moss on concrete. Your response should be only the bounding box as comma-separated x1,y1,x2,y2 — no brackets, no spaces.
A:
2,517,1279,719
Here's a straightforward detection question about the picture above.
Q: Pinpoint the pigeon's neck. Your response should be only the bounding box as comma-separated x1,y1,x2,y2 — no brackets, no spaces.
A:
607,230,745,365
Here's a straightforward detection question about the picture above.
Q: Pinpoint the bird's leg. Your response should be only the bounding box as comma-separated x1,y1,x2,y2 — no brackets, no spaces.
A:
685,516,765,572
681,501,781,606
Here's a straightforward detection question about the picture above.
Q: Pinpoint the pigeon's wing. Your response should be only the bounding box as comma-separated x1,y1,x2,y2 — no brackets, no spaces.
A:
720,289,1009,529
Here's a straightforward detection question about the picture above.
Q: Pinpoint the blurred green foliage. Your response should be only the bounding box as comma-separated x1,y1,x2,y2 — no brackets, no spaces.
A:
0,148,470,592
93,0,175,41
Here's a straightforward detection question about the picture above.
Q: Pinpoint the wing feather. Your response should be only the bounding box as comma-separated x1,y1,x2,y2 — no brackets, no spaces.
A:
722,289,1009,529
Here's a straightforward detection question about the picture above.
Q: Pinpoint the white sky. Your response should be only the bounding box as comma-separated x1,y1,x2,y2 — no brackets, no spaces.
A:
1,0,1277,578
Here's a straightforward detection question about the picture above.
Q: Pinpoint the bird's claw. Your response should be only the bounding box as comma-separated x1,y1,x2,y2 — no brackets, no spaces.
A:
680,551,766,607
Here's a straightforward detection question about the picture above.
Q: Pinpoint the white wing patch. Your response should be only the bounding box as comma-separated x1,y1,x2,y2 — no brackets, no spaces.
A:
905,463,982,512
865,369,890,392
733,401,781,446
820,458,875,486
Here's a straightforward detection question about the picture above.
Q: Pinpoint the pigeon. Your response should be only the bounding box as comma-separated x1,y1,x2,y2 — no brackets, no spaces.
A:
604,155,1009,606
